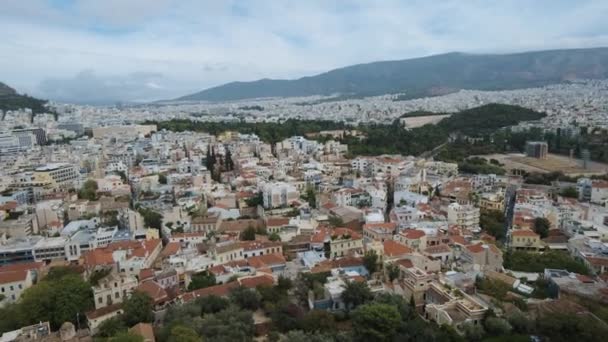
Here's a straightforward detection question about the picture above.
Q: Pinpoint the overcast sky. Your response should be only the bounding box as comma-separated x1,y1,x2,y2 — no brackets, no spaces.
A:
2,0,607,104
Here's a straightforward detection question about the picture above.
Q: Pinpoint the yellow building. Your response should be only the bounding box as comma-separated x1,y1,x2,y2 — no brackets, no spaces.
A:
511,229,544,251
479,192,505,212
329,228,364,258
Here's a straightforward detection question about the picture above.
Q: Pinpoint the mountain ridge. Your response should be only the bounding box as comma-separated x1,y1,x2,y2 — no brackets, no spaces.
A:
177,47,608,102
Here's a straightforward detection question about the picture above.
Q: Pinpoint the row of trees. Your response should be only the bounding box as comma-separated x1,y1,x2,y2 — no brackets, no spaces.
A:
504,250,590,274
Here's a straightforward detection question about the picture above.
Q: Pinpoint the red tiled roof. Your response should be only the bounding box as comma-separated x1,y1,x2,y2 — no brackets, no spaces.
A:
238,274,274,288
182,282,238,302
402,229,425,239
0,261,44,273
266,217,290,227
0,201,18,211
512,230,539,237
587,257,608,267
161,242,181,258
395,259,413,268
239,240,282,251
0,269,28,284
333,227,362,240
136,280,169,304
83,249,115,268
383,240,413,257
449,235,467,246
364,222,397,232
247,253,286,268
86,303,123,320
466,243,486,253
139,268,155,281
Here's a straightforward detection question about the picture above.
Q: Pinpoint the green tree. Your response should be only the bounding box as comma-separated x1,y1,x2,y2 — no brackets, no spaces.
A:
462,321,485,341
167,325,200,342
484,317,512,336
386,263,400,282
229,287,261,311
78,179,98,201
480,209,506,241
96,316,127,337
300,310,336,334
199,306,255,342
122,291,154,326
138,207,163,230
197,295,230,315
188,271,216,291
352,303,402,342
363,250,379,275
559,186,578,198
533,217,550,238
109,332,144,342
19,273,93,329
268,232,281,241
342,281,373,312
240,226,257,241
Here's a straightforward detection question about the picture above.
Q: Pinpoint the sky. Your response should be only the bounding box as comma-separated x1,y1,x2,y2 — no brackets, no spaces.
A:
1,0,608,104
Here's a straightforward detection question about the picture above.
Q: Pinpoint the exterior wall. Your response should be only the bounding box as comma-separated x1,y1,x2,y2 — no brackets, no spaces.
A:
0,271,33,303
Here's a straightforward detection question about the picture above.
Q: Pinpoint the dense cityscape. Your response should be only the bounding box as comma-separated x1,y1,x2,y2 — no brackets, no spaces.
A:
2,1,608,342
1,77,608,342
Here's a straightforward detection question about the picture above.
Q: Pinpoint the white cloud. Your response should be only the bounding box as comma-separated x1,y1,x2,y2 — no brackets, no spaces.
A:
0,0,607,103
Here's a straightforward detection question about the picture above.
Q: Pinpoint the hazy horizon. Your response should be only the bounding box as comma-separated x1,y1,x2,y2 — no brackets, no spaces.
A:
2,0,608,103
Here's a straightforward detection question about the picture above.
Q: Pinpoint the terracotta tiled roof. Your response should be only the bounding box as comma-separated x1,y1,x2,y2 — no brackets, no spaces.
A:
181,282,238,302
587,257,608,267
402,229,425,239
239,240,282,251
266,217,290,227
364,222,397,233
139,268,155,281
395,259,413,268
383,240,413,257
466,243,486,254
247,253,286,268
238,274,274,288
0,269,28,284
136,280,169,304
449,235,468,246
161,242,181,258
86,303,123,320
512,230,539,237
83,249,115,268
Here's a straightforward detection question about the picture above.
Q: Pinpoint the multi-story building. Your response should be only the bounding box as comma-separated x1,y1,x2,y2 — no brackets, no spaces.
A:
511,229,544,251
0,266,34,303
34,163,79,189
262,182,299,209
447,203,480,230
92,272,138,309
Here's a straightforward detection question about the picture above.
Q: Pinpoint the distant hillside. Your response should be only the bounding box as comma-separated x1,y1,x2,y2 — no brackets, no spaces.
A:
0,82,51,118
178,47,608,102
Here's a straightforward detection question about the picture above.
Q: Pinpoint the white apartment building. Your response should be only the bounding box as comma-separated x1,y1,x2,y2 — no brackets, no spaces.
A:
447,203,480,230
0,268,34,304
262,182,299,209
